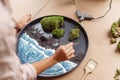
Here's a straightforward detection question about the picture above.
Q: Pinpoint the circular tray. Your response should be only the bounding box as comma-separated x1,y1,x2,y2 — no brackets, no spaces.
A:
16,15,89,77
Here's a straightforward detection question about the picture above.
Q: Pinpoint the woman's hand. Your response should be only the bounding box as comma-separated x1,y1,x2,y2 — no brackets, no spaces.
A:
16,14,32,29
13,14,32,32
32,42,75,74
52,42,75,62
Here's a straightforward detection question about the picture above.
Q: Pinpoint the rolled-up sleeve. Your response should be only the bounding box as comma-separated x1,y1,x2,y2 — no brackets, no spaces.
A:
0,0,36,80
20,63,37,80
0,26,37,80
0,1,37,80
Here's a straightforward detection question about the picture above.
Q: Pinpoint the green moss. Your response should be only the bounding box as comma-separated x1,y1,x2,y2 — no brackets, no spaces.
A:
69,28,80,41
111,38,117,44
52,29,64,38
111,22,120,38
118,18,120,27
117,41,120,51
114,69,120,80
40,16,64,33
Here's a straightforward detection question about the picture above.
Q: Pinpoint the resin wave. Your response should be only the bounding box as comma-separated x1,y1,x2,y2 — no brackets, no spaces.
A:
17,33,77,76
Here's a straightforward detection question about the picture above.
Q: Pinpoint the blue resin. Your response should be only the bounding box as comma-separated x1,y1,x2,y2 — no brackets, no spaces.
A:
17,33,77,76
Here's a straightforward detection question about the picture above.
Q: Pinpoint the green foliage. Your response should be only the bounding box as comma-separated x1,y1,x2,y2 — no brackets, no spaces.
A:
114,69,120,80
111,22,120,38
118,18,120,27
69,28,80,41
110,17,120,51
52,29,65,38
40,16,64,33
111,38,117,44
117,42,120,51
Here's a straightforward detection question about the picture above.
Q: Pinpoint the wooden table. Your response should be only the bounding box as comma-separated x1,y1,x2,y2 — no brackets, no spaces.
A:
10,0,120,80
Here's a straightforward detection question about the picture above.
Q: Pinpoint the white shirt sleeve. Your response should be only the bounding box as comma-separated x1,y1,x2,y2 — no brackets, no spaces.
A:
0,1,37,80
0,26,37,80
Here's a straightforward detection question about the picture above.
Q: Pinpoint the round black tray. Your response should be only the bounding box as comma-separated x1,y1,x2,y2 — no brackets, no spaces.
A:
16,15,89,77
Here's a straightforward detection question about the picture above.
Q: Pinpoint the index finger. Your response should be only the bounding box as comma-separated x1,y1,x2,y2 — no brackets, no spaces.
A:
65,42,74,48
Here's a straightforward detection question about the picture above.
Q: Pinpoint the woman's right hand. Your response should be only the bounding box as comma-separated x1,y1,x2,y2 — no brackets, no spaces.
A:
52,42,75,62
32,42,75,74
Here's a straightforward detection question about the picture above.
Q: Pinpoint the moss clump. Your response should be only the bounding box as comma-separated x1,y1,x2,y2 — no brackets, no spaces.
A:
114,69,120,80
111,22,120,38
117,41,120,51
52,29,64,38
111,38,117,44
69,28,80,41
118,18,120,27
110,18,120,52
40,16,64,33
